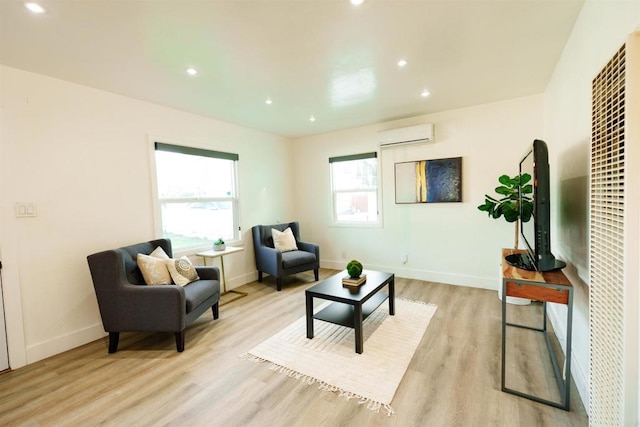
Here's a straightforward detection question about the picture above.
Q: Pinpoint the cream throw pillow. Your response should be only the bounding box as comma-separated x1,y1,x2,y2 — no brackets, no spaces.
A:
166,256,200,286
137,247,172,285
272,227,298,252
149,246,170,260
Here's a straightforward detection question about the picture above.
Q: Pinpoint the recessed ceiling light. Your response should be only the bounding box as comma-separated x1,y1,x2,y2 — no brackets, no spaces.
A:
24,2,45,13
350,0,365,5
186,67,198,76
265,98,273,105
397,59,408,67
421,90,431,97
309,115,316,122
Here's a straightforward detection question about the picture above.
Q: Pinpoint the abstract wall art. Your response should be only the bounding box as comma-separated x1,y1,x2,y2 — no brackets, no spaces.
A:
394,157,462,204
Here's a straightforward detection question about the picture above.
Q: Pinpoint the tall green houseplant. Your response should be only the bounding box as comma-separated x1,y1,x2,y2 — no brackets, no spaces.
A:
477,173,533,249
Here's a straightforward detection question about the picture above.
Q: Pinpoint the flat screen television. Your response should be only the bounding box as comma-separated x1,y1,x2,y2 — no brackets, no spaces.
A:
505,139,566,272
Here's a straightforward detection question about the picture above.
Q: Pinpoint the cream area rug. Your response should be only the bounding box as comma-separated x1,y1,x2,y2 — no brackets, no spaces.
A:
241,298,437,416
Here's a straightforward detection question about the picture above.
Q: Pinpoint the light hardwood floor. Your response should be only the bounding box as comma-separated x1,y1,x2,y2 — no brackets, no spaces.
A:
0,269,588,426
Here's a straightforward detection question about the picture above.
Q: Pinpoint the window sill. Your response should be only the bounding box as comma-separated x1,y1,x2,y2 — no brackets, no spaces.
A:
330,222,382,229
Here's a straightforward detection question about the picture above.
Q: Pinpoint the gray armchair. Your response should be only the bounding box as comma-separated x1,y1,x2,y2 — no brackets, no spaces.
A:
87,238,220,353
252,222,319,291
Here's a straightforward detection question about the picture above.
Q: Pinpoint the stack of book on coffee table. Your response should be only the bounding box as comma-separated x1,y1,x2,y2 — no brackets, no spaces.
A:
342,275,366,288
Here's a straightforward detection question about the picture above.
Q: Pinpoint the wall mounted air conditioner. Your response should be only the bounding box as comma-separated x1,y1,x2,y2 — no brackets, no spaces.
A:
378,123,434,148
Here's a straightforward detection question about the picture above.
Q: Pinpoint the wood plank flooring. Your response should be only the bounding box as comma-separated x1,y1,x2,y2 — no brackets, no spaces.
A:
0,269,588,426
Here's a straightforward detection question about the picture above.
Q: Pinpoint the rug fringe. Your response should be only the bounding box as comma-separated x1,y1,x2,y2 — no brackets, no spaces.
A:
396,297,438,310
239,353,396,416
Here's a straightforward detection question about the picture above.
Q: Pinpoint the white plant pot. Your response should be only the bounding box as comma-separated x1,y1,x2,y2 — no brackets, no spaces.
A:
213,243,226,251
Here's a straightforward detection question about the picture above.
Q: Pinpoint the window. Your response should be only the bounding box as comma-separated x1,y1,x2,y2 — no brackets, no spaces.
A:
154,142,239,252
329,152,380,226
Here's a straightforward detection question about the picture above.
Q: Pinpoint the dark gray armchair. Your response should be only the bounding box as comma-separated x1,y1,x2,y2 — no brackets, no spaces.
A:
252,222,319,291
87,238,220,353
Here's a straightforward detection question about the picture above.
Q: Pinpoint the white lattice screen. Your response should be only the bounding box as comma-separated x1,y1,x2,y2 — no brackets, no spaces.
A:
590,43,626,426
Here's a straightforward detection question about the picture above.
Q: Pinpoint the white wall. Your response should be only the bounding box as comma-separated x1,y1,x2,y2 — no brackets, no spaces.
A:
544,0,640,417
0,65,294,367
1,9,636,418
292,95,543,288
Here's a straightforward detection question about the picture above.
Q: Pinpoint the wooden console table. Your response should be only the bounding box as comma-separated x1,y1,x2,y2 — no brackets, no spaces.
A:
196,246,247,306
501,248,573,410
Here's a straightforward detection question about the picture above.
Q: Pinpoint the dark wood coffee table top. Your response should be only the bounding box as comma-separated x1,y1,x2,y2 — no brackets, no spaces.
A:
305,270,394,303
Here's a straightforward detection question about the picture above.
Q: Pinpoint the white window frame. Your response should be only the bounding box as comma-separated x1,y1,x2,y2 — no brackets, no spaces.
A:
329,152,382,227
152,141,240,255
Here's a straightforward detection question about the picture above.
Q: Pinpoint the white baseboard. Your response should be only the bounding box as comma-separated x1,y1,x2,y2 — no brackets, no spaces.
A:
227,271,259,290
321,260,497,290
237,262,497,291
26,323,106,364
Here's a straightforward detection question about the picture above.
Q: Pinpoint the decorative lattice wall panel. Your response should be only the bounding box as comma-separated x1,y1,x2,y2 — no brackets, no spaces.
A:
590,42,625,426
590,32,640,425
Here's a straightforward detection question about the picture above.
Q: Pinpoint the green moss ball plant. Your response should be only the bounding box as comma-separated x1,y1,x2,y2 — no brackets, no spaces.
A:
346,260,363,278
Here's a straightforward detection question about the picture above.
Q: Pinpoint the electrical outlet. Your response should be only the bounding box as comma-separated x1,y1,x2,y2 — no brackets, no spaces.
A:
15,203,37,218
341,251,347,259
400,254,408,264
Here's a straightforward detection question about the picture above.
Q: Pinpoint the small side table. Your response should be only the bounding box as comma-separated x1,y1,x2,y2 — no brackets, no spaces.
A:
501,248,573,411
196,246,247,306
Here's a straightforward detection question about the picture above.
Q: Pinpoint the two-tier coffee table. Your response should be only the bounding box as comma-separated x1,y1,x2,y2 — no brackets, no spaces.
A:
305,270,394,354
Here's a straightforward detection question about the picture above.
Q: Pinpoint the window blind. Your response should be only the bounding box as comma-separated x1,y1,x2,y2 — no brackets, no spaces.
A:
155,142,238,161
328,152,377,163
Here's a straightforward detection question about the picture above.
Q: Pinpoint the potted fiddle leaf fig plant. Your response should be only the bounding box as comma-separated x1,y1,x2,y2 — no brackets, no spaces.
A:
477,173,533,249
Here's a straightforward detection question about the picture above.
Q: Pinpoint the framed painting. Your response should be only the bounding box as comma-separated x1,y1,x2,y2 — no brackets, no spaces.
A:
395,156,462,204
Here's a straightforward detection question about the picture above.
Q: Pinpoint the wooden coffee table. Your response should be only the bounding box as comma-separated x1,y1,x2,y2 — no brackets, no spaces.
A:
305,270,395,354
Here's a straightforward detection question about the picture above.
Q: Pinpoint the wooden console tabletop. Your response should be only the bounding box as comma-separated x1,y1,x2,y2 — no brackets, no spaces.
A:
502,248,572,304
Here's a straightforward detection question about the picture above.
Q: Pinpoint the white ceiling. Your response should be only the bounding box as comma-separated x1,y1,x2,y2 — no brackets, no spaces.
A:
0,0,584,138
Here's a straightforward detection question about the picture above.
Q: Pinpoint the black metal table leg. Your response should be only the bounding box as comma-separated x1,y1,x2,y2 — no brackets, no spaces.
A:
389,277,395,315
354,303,363,354
306,293,314,339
